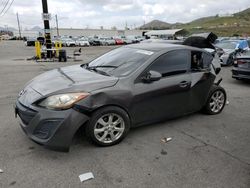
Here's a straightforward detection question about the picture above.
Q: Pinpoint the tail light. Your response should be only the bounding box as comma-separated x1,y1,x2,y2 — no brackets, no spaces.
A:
237,60,247,65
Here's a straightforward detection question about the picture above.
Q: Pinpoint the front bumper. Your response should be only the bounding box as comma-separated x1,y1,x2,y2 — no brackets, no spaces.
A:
232,67,250,80
15,101,89,152
220,55,230,65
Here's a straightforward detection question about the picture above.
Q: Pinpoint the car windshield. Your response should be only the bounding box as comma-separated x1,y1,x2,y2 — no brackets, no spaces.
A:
216,42,237,49
85,47,154,77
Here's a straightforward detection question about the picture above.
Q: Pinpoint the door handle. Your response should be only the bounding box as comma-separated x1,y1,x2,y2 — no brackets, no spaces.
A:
179,81,189,88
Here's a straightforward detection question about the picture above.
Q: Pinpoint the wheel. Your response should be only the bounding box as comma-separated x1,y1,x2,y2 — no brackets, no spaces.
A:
85,106,130,146
203,85,227,115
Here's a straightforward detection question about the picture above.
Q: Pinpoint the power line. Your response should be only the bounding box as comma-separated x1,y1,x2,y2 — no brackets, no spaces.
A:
0,0,10,15
1,0,14,17
1,0,7,7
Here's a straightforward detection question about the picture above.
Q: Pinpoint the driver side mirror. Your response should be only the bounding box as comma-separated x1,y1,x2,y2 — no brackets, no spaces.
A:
142,70,162,83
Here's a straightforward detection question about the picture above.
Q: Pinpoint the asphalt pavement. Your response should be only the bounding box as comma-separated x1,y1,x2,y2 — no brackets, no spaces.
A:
0,41,249,188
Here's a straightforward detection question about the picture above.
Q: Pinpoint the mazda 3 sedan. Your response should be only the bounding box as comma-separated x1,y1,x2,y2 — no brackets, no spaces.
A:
15,43,226,151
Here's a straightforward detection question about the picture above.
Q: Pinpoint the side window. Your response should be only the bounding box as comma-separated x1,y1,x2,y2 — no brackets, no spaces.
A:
191,51,212,71
191,51,203,70
149,50,189,77
202,52,213,69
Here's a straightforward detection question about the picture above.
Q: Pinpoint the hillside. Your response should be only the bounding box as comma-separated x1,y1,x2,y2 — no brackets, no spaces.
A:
179,8,250,36
139,20,172,30
139,8,250,36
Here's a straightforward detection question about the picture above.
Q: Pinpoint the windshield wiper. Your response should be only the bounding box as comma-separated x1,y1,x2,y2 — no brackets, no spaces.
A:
87,65,118,69
81,64,118,76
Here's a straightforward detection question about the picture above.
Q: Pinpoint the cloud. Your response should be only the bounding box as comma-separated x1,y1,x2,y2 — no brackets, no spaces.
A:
103,4,134,12
0,0,250,29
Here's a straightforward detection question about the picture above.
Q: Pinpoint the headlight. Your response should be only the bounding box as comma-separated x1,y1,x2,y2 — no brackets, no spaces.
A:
38,92,89,110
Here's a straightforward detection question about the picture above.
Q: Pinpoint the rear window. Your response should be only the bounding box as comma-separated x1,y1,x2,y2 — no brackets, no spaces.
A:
216,42,237,49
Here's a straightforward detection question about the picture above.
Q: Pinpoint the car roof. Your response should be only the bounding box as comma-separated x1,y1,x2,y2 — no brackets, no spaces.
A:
126,43,205,53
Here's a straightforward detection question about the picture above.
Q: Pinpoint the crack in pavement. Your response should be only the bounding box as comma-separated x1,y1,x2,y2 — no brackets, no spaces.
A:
173,127,250,166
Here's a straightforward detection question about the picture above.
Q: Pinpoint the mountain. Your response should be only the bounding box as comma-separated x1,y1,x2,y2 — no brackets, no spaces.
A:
139,8,250,36
179,8,250,36
30,26,43,31
139,20,172,30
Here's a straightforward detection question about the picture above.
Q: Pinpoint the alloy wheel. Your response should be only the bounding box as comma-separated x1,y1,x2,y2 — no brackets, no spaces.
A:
94,113,125,144
209,90,225,113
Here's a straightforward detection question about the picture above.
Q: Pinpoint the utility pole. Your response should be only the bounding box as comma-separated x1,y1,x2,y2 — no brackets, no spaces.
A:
16,13,22,39
41,0,52,58
55,14,59,37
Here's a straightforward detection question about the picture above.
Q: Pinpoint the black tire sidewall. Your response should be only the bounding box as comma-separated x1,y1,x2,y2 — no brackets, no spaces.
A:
85,106,130,146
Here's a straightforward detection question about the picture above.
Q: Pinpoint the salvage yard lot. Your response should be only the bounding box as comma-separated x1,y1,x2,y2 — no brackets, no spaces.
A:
0,41,249,188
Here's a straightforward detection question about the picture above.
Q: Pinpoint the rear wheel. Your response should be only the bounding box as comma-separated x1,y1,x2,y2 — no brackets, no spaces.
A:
203,85,226,115
85,106,130,146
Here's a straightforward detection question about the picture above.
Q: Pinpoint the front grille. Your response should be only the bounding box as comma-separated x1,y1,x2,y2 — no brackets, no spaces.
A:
16,102,37,125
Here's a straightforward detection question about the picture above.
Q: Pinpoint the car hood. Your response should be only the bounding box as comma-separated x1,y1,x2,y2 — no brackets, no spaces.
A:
19,65,118,106
223,49,235,54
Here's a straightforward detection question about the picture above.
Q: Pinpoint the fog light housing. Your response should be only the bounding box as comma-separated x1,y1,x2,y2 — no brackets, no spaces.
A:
33,119,63,139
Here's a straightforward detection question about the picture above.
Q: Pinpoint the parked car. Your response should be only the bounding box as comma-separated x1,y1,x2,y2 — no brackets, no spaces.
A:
88,37,101,46
24,37,36,46
232,51,250,80
99,37,116,45
113,38,124,45
15,43,226,151
127,35,140,43
135,36,145,42
62,38,76,47
215,40,249,66
120,36,133,44
76,38,90,47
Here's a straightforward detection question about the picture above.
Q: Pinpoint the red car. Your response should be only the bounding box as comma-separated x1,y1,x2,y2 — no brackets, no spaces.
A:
114,38,124,45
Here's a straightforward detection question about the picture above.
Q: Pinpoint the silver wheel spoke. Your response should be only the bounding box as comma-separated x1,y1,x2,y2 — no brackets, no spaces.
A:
99,131,108,141
97,118,107,127
113,118,122,126
114,127,124,133
110,132,116,141
108,114,113,124
94,127,105,134
210,101,215,106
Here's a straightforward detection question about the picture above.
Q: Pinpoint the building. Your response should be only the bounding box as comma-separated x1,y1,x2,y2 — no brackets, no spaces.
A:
145,29,188,39
12,28,148,38
13,30,40,38
50,28,147,38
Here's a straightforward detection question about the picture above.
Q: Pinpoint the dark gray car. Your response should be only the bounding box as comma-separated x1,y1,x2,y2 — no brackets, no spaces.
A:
15,43,227,151
232,51,250,80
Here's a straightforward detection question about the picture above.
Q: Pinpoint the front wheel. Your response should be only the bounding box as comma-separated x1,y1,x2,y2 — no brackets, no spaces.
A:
203,85,227,115
85,106,130,146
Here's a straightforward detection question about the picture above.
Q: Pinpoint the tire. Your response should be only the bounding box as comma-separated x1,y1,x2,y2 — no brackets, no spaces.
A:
85,106,130,146
203,85,227,115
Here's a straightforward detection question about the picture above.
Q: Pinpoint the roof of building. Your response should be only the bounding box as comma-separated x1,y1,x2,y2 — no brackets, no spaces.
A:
145,29,184,36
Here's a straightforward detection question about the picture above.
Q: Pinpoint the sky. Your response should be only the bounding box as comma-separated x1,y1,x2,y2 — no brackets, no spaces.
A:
0,0,250,30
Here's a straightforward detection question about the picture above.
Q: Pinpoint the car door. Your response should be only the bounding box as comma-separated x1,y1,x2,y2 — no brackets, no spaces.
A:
130,49,192,125
189,51,216,112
